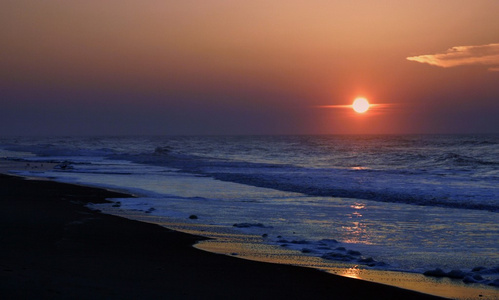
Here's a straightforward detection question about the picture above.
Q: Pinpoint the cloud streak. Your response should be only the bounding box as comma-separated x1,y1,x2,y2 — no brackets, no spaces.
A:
407,43,499,71
315,104,393,109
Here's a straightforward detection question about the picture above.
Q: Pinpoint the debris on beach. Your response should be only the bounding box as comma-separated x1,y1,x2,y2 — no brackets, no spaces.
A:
424,266,499,286
54,161,74,170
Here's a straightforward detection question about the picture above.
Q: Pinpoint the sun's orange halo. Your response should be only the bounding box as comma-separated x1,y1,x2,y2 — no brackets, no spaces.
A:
352,98,370,113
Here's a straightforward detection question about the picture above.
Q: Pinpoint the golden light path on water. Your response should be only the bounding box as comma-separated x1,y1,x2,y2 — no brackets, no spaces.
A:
95,207,499,300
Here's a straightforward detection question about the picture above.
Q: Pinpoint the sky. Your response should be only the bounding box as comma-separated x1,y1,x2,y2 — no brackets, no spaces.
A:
1,0,498,135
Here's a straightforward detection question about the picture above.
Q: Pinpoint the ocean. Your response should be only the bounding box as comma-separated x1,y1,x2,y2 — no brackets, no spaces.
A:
1,135,498,288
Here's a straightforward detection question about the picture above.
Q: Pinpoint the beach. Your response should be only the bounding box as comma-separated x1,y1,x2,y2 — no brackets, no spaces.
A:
0,173,447,299
2,0,498,297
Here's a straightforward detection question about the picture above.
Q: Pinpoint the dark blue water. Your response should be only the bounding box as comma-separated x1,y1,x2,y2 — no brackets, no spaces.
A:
1,135,498,286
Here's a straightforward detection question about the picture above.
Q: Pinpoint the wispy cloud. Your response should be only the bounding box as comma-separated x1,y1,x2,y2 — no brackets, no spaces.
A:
407,43,499,71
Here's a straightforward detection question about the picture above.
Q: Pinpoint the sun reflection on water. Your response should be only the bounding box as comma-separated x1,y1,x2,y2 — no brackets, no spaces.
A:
342,202,372,244
340,266,362,279
350,166,369,170
351,203,365,210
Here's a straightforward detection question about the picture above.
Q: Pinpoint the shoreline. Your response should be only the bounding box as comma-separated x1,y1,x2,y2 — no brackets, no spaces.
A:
1,158,498,299
0,173,449,299
96,205,499,300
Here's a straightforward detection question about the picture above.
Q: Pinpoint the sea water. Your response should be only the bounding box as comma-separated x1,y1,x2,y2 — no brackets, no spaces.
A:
1,135,498,288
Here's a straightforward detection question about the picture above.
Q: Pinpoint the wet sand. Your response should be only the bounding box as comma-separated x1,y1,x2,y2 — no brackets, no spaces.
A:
0,174,446,299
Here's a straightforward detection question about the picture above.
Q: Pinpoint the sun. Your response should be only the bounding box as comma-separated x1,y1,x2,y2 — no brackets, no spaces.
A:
352,97,370,113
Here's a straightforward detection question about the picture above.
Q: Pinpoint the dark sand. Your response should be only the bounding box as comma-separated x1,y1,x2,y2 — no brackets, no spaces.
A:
0,174,446,299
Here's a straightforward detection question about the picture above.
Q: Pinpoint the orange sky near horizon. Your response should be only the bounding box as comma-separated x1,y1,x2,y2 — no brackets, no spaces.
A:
1,0,498,135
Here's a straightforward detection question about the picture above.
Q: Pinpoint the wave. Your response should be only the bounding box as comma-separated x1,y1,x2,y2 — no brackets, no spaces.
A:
458,140,497,146
3,136,498,213
2,143,115,158
153,146,173,155
209,171,499,212
112,148,499,213
434,152,499,167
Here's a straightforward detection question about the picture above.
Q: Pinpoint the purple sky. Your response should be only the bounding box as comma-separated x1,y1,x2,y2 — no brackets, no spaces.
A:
1,1,498,136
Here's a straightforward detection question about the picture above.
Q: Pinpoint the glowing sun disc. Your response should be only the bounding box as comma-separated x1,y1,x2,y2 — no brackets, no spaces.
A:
352,98,370,113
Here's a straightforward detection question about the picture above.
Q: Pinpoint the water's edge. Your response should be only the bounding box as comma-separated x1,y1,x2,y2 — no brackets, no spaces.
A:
94,204,499,300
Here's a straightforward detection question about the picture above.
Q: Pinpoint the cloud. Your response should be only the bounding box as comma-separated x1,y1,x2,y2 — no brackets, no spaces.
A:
407,43,499,71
